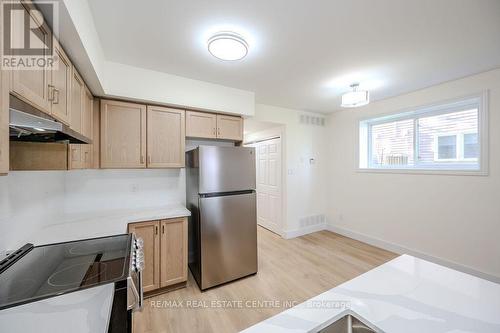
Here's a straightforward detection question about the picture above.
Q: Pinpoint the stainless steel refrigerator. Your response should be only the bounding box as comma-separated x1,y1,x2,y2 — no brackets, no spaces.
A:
186,146,258,290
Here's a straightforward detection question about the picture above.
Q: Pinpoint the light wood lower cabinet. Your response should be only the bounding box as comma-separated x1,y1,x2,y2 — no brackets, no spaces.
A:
101,99,147,168
147,106,185,168
160,218,188,287
128,217,188,293
128,220,160,292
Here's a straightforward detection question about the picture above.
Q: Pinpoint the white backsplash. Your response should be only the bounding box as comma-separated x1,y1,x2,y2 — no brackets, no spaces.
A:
0,169,185,253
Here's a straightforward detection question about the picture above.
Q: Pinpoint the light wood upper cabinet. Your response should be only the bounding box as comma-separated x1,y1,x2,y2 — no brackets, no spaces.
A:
128,221,160,293
10,142,67,170
147,106,185,168
70,68,84,132
50,38,72,125
101,99,146,168
186,111,217,139
92,99,100,169
185,111,242,141
160,218,188,288
9,1,51,114
67,68,84,170
81,88,94,169
67,145,82,170
217,114,243,141
82,87,93,139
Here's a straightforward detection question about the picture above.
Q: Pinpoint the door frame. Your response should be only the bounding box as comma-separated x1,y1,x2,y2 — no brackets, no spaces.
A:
244,126,286,238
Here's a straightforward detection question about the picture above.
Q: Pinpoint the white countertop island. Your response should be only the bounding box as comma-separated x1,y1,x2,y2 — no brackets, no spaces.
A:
242,255,500,333
30,204,191,245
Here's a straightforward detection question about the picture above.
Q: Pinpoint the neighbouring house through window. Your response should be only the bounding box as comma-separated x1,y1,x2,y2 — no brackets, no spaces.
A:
358,94,487,173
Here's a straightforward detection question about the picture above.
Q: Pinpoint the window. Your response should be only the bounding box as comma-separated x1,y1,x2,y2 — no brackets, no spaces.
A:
436,134,457,160
359,94,487,173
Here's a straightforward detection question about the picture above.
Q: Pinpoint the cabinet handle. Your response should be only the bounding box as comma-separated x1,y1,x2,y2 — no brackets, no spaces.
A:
140,155,144,164
213,128,216,136
217,128,221,136
148,155,152,164
48,84,55,101
162,225,165,234
155,226,158,235
53,89,59,104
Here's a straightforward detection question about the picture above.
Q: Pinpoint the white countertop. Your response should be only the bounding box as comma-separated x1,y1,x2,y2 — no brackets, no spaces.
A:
242,254,500,333
0,284,115,333
31,204,191,245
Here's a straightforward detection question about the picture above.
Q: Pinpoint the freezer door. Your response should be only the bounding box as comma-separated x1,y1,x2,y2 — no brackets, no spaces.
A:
199,146,256,193
199,192,257,289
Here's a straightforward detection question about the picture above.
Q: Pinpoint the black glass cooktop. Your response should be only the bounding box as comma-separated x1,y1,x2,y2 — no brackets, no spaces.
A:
0,234,131,310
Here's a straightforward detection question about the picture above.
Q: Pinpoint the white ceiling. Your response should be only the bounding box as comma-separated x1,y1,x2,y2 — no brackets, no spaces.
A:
88,0,500,113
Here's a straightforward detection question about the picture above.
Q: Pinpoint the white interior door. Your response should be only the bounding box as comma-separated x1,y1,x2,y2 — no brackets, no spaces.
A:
249,138,282,235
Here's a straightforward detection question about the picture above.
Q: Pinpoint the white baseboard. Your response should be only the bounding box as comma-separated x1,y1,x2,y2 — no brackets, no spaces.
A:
283,223,326,239
326,224,500,284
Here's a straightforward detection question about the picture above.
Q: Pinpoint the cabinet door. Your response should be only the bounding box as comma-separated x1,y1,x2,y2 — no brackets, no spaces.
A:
101,100,147,168
92,99,100,169
68,144,82,170
217,114,243,141
0,2,8,175
147,106,185,168
50,38,71,125
82,87,93,139
160,218,188,287
0,71,7,174
129,221,160,293
186,111,217,139
10,2,51,113
81,145,92,169
70,68,84,133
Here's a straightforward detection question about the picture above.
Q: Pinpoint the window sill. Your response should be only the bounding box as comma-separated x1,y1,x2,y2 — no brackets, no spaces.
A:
356,167,488,176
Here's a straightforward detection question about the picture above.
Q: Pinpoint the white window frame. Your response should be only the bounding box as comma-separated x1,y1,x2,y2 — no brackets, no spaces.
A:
357,91,489,176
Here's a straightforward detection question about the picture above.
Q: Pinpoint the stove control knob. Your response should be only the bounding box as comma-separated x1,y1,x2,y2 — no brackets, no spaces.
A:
136,260,145,272
135,238,144,249
136,251,144,260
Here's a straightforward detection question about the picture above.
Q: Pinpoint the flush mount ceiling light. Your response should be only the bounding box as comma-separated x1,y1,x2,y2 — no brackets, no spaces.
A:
208,32,248,61
341,83,370,108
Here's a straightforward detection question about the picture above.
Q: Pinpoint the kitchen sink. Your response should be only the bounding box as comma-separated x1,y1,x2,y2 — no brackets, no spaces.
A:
318,314,376,333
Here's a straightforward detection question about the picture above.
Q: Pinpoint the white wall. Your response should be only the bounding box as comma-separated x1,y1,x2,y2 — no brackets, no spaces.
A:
249,104,329,236
0,169,185,253
327,68,500,281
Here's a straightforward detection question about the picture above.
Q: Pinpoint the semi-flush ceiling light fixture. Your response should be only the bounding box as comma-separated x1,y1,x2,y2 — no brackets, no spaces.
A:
208,32,248,61
341,83,370,108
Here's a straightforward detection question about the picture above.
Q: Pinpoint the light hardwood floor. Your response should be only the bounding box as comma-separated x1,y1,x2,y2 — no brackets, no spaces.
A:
133,227,397,333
